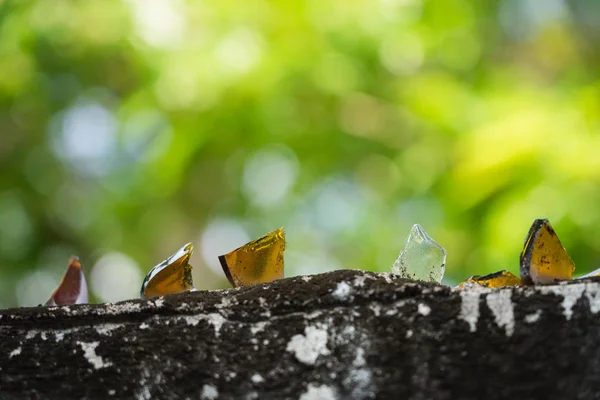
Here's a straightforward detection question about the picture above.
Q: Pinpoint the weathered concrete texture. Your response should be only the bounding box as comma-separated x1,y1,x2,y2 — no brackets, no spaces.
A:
1,270,600,400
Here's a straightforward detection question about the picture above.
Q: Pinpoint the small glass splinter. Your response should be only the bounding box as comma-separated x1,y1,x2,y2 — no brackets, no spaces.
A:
459,270,521,289
46,256,89,306
391,224,447,283
520,219,575,285
576,267,600,280
140,243,195,298
219,227,285,287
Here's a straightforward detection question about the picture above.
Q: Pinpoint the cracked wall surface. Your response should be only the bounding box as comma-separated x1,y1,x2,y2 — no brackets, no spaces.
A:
1,270,600,399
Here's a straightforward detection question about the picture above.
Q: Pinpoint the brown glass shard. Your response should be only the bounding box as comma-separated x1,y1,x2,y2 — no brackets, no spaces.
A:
140,243,195,298
46,256,89,306
520,219,575,285
219,227,285,287
459,270,521,289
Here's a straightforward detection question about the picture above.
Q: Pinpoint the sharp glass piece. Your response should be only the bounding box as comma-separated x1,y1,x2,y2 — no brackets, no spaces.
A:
391,224,447,283
520,219,575,285
46,256,89,306
140,243,195,298
219,227,285,288
575,267,600,279
459,270,521,289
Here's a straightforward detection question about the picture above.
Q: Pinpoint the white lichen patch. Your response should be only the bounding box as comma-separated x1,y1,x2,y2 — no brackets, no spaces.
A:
139,323,149,329
345,368,374,399
200,384,218,400
104,302,142,315
380,273,394,284
486,290,515,336
306,310,323,320
301,276,313,283
369,304,381,316
183,313,227,336
458,290,480,333
525,310,542,324
286,326,330,365
405,330,413,339
216,296,238,309
251,373,264,384
96,324,121,336
299,384,337,400
207,314,227,336
353,275,368,288
417,303,431,316
353,348,366,367
585,283,600,314
250,321,268,335
153,298,165,308
539,283,586,321
332,282,352,300
77,341,112,369
9,347,21,358
385,309,398,316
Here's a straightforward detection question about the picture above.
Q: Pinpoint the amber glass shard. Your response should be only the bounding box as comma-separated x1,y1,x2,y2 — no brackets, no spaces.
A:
219,227,285,287
46,256,89,306
140,243,194,298
519,219,575,285
459,270,521,289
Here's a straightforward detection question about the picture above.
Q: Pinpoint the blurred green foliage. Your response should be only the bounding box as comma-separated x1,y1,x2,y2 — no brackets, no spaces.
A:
1,0,600,308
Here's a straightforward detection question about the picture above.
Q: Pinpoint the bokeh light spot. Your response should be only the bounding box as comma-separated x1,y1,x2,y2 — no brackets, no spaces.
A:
91,252,144,302
242,146,299,207
49,102,118,177
199,219,250,275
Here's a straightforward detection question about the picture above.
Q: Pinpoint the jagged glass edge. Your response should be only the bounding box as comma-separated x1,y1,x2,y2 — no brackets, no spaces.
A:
391,224,447,282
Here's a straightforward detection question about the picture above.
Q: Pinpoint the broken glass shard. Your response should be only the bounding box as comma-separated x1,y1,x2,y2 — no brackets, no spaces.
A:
459,270,521,289
576,267,600,279
140,243,195,298
520,219,575,285
391,224,447,283
219,227,285,287
46,256,89,306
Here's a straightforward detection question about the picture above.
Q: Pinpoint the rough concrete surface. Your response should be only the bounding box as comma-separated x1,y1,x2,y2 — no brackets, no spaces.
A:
1,269,600,400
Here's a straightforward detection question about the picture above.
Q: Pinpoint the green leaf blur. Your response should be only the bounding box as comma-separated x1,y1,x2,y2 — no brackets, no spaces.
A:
1,0,600,307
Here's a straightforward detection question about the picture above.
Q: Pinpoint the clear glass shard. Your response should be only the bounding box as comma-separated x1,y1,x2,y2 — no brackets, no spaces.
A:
576,267,600,279
140,243,195,298
46,256,89,306
391,224,447,283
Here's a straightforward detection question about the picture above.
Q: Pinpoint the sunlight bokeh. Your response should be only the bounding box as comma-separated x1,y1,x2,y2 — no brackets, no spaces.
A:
1,0,600,307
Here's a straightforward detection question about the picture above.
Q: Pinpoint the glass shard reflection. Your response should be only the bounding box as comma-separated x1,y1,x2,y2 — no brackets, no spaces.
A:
219,227,285,287
140,243,195,298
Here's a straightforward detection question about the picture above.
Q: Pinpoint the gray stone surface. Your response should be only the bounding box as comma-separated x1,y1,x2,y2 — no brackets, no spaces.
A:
1,269,600,399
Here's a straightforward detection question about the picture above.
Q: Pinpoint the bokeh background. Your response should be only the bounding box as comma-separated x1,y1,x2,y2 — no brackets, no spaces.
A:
1,0,600,308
